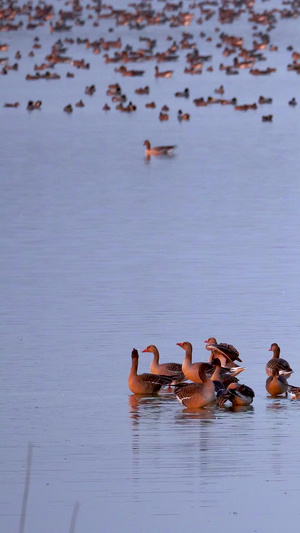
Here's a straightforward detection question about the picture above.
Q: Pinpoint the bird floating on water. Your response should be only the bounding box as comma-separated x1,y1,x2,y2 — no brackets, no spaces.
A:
143,139,176,157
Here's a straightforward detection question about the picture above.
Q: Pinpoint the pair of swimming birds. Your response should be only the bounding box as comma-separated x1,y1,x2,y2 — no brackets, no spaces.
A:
265,343,299,398
128,339,255,408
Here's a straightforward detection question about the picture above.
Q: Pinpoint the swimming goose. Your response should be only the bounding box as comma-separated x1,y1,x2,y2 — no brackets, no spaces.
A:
265,368,288,396
177,341,203,382
128,349,173,394
155,66,173,78
217,383,255,407
142,345,185,384
144,140,176,157
176,342,239,383
266,343,293,378
174,363,215,408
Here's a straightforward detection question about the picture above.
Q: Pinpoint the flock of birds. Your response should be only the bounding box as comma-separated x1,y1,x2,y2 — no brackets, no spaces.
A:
1,0,300,131
128,339,300,408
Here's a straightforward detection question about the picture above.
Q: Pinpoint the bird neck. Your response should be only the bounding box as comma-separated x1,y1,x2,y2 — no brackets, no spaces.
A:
182,345,192,372
272,346,280,359
130,357,138,376
150,348,160,371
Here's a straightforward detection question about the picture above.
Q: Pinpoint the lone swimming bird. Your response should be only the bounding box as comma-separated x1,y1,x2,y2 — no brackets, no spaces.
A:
174,363,216,408
266,343,293,378
144,140,176,157
128,349,173,394
142,345,185,384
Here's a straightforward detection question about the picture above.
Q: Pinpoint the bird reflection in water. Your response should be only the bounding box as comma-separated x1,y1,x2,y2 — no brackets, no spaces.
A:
175,407,216,421
266,397,290,411
128,392,176,425
219,405,254,415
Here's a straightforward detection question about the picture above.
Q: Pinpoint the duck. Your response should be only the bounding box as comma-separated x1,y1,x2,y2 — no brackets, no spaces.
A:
175,88,189,97
205,337,243,368
27,100,42,110
266,343,293,378
75,99,85,107
145,102,156,108
265,369,288,397
287,385,300,400
214,84,224,94
174,363,216,408
159,111,169,121
128,349,173,394
177,110,190,121
4,102,19,108
135,86,149,95
262,114,273,122
258,96,273,104
143,140,176,157
217,383,255,407
85,84,96,95
142,345,185,384
155,66,173,78
63,104,73,113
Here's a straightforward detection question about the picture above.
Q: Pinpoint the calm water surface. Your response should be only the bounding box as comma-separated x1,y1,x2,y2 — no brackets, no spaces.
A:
1,0,300,531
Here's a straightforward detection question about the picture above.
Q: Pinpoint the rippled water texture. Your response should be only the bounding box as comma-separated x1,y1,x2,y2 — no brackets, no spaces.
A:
1,0,300,531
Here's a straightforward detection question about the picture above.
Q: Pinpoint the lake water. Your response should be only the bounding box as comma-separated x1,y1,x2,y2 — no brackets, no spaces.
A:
1,0,300,531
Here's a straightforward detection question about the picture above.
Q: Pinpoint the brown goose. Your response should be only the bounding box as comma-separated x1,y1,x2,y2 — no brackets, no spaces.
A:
177,342,242,383
142,345,185,384
265,368,288,396
266,343,293,378
128,349,173,394
144,140,176,157
217,383,255,407
177,341,203,382
205,337,243,368
155,66,173,78
174,363,215,408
